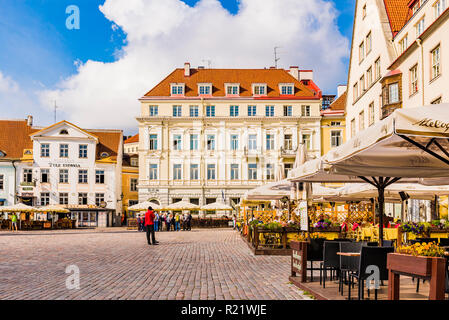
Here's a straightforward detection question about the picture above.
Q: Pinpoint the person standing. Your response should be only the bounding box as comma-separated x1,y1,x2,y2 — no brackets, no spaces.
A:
145,206,158,245
137,214,142,232
11,213,18,232
166,213,171,231
154,212,159,232
171,213,176,231
175,213,180,231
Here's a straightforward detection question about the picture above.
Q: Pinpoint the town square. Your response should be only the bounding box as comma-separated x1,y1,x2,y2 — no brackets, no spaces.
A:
1,0,449,305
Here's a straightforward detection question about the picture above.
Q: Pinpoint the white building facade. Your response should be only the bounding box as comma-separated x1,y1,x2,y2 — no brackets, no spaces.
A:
137,65,323,208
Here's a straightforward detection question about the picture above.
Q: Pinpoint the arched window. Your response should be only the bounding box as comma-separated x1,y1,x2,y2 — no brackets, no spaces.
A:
60,129,69,135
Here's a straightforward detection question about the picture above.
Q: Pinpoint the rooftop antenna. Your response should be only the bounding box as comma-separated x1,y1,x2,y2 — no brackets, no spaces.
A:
202,59,212,69
274,47,281,69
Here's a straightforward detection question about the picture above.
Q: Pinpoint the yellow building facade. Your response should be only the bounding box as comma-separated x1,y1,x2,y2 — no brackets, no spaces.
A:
122,136,139,218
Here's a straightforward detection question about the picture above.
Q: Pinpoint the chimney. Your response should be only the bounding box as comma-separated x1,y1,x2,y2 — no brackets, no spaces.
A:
184,62,191,77
289,66,299,80
269,66,276,69
26,115,33,126
337,85,347,98
299,70,314,81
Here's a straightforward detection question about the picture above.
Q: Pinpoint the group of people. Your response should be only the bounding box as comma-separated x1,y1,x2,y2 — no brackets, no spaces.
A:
137,211,192,232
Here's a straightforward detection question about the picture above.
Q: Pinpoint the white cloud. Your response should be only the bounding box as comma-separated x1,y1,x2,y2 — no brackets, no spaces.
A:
39,0,349,130
0,71,19,93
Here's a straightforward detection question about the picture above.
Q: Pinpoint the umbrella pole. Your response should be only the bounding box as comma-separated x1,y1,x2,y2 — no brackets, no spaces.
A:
378,186,385,247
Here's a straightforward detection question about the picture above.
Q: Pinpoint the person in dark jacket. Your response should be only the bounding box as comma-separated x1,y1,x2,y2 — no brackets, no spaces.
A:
145,206,158,245
187,213,192,231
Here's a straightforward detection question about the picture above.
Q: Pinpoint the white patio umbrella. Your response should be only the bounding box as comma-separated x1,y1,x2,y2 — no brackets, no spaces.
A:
245,179,293,201
128,201,161,211
0,203,36,212
289,104,449,244
36,205,70,213
200,201,233,211
166,200,200,211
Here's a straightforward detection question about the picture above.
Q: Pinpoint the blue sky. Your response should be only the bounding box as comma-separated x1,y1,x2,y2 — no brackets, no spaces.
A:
0,0,355,132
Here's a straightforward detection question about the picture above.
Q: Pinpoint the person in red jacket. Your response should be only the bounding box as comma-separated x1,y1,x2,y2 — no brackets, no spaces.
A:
145,206,159,245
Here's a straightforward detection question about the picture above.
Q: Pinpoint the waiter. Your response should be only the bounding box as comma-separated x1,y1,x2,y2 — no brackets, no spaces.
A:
145,206,159,245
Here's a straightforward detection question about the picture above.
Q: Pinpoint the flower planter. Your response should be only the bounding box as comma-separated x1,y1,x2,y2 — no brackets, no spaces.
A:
387,253,446,300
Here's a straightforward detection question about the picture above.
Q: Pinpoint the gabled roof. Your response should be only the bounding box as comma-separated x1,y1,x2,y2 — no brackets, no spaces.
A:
124,134,139,144
383,0,413,36
0,120,37,159
322,91,346,116
143,68,321,99
30,120,99,141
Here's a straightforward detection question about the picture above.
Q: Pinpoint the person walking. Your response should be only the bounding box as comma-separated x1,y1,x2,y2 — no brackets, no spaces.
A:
171,213,176,231
11,213,18,232
175,213,180,231
137,214,142,232
145,206,158,245
154,212,159,232
141,214,146,232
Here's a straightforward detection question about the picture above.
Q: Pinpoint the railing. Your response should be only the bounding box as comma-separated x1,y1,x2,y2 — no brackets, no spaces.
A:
20,181,36,187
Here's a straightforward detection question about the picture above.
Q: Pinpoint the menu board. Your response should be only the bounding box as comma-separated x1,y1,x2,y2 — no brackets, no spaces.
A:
298,201,309,232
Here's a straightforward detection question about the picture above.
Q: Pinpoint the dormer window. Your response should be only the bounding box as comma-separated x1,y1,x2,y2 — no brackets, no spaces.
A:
198,84,212,95
100,152,110,159
280,84,294,95
253,84,267,96
225,84,240,96
170,83,185,96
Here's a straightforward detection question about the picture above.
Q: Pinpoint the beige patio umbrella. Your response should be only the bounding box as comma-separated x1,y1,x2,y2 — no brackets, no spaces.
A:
166,200,200,211
289,104,449,244
128,201,162,211
245,179,293,201
36,205,70,213
0,203,36,212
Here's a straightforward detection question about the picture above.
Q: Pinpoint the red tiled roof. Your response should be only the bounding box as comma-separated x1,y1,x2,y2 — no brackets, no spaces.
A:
0,120,35,159
124,134,139,144
328,91,347,111
383,0,413,36
87,130,122,162
143,68,321,99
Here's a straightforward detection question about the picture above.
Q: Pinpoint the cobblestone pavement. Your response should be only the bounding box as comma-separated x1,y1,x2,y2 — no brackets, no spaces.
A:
0,229,308,300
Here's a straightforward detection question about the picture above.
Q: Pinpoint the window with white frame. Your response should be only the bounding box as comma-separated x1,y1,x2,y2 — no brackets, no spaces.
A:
280,85,294,95
79,144,88,159
60,144,68,158
359,41,365,63
360,75,366,93
366,32,372,54
412,0,421,14
230,135,239,151
302,134,312,150
330,131,342,148
59,169,68,183
410,64,418,95
248,105,257,116
149,105,158,116
95,193,105,207
78,193,88,205
284,134,293,150
41,144,50,158
415,17,425,37
367,67,373,87
41,169,49,183
248,135,257,150
351,119,356,137
190,164,199,180
375,58,381,80
353,83,358,102
40,192,50,206
230,105,239,117
95,170,105,184
173,134,182,151
399,35,408,55
266,134,275,150
265,106,275,117
78,169,88,184
59,193,68,205
207,135,216,150
130,178,138,192
171,84,184,95
23,169,33,183
434,0,447,18
207,164,216,180
253,84,266,95
431,45,441,80
369,102,375,126
283,105,292,116
226,85,239,95
388,83,399,103
301,105,311,117
266,164,274,180
206,106,215,117
173,105,182,117
248,163,257,180
149,164,158,180
199,84,211,95
173,164,182,180
230,164,239,180
190,134,198,150
359,111,365,131
190,106,199,117
149,134,158,150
